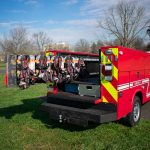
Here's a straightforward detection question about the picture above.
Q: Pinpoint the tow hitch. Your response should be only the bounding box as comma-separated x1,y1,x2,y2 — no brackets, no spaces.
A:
59,114,63,123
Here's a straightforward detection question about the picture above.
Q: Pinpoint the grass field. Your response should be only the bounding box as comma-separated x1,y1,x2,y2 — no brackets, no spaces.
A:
0,62,5,68
0,66,150,149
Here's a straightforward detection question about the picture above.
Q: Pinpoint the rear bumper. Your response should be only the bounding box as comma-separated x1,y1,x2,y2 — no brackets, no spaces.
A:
41,102,117,127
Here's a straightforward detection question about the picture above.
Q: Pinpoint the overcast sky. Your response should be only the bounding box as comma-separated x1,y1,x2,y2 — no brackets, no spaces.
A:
0,0,149,44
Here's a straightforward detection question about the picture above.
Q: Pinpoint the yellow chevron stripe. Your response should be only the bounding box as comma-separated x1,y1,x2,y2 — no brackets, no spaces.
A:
101,48,118,103
111,48,118,56
101,80,118,101
113,65,118,80
111,48,118,80
102,96,108,103
101,52,110,64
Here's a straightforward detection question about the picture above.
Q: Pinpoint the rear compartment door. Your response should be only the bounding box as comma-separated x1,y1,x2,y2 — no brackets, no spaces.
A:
100,47,119,104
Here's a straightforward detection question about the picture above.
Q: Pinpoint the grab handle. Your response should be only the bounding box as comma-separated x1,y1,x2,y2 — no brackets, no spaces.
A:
86,86,92,90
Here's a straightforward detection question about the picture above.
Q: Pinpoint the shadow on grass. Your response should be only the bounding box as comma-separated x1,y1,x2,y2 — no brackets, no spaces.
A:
0,97,97,131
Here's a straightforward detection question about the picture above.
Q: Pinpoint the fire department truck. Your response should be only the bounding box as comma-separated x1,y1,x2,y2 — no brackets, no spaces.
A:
41,46,150,127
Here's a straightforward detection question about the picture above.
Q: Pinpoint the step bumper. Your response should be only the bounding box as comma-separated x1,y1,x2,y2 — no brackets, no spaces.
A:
41,102,117,127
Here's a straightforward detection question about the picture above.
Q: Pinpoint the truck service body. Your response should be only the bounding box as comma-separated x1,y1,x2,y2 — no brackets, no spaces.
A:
41,46,150,126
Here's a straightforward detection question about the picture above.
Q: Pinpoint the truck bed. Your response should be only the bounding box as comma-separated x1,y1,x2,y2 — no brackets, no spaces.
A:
41,92,117,126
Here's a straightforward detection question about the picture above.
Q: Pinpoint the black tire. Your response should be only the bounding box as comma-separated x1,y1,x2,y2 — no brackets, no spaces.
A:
125,96,141,127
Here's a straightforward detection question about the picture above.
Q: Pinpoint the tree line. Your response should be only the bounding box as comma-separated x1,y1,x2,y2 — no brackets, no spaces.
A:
0,0,150,59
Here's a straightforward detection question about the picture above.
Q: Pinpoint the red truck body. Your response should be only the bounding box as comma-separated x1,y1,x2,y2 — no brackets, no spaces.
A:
41,46,150,126
101,46,150,120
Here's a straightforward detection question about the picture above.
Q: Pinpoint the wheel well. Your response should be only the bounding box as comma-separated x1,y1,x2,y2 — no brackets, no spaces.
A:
135,91,143,104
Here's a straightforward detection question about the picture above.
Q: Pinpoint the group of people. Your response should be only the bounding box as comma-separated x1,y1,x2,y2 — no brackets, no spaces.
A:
16,53,88,89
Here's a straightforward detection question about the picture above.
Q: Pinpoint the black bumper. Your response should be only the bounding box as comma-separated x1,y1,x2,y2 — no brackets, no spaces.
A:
41,102,117,127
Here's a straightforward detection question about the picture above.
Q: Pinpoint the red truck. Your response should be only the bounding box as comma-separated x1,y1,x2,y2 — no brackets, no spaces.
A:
41,46,150,127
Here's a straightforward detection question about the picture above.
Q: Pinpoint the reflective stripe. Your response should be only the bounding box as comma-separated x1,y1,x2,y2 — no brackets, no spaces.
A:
113,66,118,80
29,60,35,62
118,83,129,91
112,48,118,80
142,79,149,83
101,48,118,103
47,60,53,63
35,60,39,63
101,52,110,63
117,78,150,91
102,96,108,103
101,80,118,101
111,48,118,56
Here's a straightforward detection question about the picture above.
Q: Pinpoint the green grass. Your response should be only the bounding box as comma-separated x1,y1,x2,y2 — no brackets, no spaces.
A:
0,67,150,149
0,62,5,69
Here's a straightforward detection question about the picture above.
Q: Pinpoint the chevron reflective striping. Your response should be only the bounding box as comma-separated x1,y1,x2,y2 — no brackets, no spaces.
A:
111,48,118,56
101,48,118,103
113,65,118,80
117,83,129,91
102,96,108,103
101,52,110,63
111,47,118,80
117,78,150,91
101,80,118,101
102,85,118,104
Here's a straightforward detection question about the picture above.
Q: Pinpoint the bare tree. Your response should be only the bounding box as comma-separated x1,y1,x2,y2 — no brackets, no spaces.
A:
75,39,90,52
99,1,150,47
33,31,52,51
0,25,31,55
91,42,97,53
0,37,14,54
133,37,146,50
146,42,150,51
10,25,28,53
90,40,114,53
51,42,70,50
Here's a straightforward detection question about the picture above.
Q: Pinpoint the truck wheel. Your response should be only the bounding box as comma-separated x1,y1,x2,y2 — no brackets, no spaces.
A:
125,96,141,127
